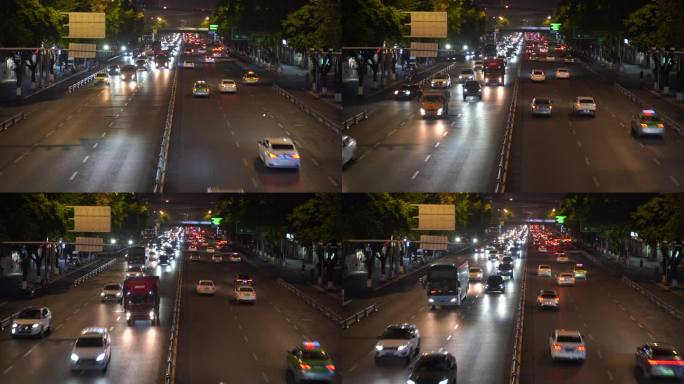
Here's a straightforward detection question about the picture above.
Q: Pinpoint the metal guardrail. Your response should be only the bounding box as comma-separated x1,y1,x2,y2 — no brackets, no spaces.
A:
509,252,528,384
415,62,458,88
153,64,179,193
0,311,20,331
341,303,379,329
276,278,342,323
620,276,684,323
0,112,27,132
273,85,342,133
164,251,183,384
613,83,684,136
67,70,102,94
495,74,520,193
72,258,117,287
343,111,368,129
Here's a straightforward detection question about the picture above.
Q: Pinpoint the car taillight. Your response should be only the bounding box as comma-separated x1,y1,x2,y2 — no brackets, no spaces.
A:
576,345,585,352
299,363,311,370
641,123,648,128
552,343,561,351
648,359,684,366
291,153,300,159
657,123,664,128
267,152,278,158
326,364,335,372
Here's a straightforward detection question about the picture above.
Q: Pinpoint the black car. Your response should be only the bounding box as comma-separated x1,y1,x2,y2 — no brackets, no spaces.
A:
107,65,120,75
158,255,169,265
393,84,422,99
463,80,482,101
408,353,457,384
635,342,684,379
485,275,505,293
497,262,514,279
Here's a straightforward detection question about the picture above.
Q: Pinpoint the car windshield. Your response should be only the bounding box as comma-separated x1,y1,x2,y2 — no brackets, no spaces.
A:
653,347,679,357
415,356,449,372
557,335,581,343
533,71,543,75
487,276,503,284
560,273,573,277
18,308,41,319
432,76,447,80
105,284,120,290
640,114,662,123
380,327,412,339
302,350,328,360
557,69,568,73
239,287,253,292
222,80,235,85
534,99,551,105
465,81,479,88
541,293,557,298
76,336,104,348
579,98,595,104
539,265,550,269
200,281,213,286
422,95,443,103
469,268,481,272
271,144,295,150
461,70,473,75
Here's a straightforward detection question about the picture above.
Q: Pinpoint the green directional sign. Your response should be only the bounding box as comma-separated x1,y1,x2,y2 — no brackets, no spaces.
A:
211,217,223,226
550,23,561,31
555,215,567,224
209,24,218,31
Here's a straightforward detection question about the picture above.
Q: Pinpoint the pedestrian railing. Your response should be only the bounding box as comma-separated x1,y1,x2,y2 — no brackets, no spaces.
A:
273,85,342,133
495,74,520,193
341,303,379,329
0,112,28,132
165,255,183,384
343,111,368,129
154,63,179,192
72,258,117,287
415,62,458,87
276,278,342,324
614,83,684,136
508,256,527,384
620,276,684,323
67,70,102,94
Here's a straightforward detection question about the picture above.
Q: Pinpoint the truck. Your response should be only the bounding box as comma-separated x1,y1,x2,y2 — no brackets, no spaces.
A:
126,246,147,269
155,54,169,69
425,261,469,309
123,276,160,326
483,58,505,86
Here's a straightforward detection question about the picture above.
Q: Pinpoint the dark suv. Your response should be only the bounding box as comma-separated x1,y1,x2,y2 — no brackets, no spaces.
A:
463,80,482,101
485,275,505,293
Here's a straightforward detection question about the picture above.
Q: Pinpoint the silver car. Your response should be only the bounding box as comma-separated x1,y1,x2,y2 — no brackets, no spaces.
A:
11,307,53,338
100,283,123,303
531,97,553,116
342,135,357,165
70,327,112,372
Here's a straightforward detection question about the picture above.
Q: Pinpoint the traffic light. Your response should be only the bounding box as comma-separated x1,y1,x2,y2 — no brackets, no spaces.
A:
211,217,222,225
555,215,567,224
550,23,561,31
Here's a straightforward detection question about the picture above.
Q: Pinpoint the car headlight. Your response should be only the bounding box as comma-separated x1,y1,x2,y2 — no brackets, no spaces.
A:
407,380,416,384
397,345,407,351
437,108,443,115
12,323,17,328
394,90,399,95
96,353,106,362
126,311,131,320
101,292,105,297
450,297,457,302
32,323,40,329
439,379,449,384
71,353,79,362
375,345,383,351
116,292,122,297
428,298,435,303
149,310,155,319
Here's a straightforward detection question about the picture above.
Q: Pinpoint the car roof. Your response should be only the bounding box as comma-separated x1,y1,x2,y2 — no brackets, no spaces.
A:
556,329,581,337
648,342,678,351
264,137,294,145
387,323,416,330
80,326,108,336
198,279,214,284
577,96,594,100
540,289,557,295
538,264,550,268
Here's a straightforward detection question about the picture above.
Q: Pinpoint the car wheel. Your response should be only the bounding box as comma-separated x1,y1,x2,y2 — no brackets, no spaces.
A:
405,355,411,365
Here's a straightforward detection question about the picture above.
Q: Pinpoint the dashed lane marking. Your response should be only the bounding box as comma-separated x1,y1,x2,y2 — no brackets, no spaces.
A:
606,370,614,381
424,155,431,162
577,140,583,148
584,157,590,166
93,143,99,149
252,353,259,361
653,158,661,166
82,156,89,163
348,364,358,372
593,176,600,188
13,152,28,164
251,177,258,188
3,365,13,374
387,128,397,137
242,158,249,167
69,172,78,181
411,170,419,180
597,351,603,359
235,141,240,148
311,158,320,167
101,132,107,138
262,372,269,383
435,142,441,148
671,176,680,187
243,335,249,343
328,176,339,187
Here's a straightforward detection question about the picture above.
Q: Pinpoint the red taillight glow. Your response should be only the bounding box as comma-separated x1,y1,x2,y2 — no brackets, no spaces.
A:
552,343,561,351
576,345,586,352
648,359,684,366
299,363,311,370
326,364,336,371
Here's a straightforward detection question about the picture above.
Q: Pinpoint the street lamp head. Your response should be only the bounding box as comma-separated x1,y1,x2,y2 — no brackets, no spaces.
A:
473,238,479,244
110,239,117,245
103,44,110,51
445,43,452,50
128,239,133,245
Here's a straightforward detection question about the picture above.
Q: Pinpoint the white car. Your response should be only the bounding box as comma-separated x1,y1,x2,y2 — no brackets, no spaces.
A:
94,72,110,86
549,329,586,362
468,266,483,281
555,68,570,79
211,254,222,263
196,280,216,295
11,307,53,338
458,69,475,82
218,79,238,93
234,285,256,303
374,323,420,364
572,96,597,117
556,253,569,263
100,283,123,303
556,272,576,286
530,69,546,82
342,135,357,165
70,327,112,372
126,266,144,278
183,60,195,68
228,252,241,263
206,247,215,254
188,245,197,252
537,289,560,310
537,264,552,277
205,56,215,63
472,60,484,72
430,73,451,88
257,137,301,168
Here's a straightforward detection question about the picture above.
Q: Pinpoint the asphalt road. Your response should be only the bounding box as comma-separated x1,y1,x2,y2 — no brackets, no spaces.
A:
0,55,172,192
174,249,340,384
340,247,525,384
520,247,684,384
342,60,518,192
508,59,684,192
164,56,340,192
0,257,179,384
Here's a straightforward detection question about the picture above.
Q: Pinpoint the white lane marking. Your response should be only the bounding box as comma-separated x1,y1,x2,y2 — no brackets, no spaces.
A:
387,128,397,137
446,335,452,341
629,315,636,322
619,122,625,128
592,176,600,188
584,157,590,166
577,140,582,148
637,323,644,329
285,317,291,323
587,334,594,340
69,172,78,181
424,155,431,162
606,370,614,381
285,130,291,136
109,326,114,332
93,142,99,149
311,158,320,167
13,152,28,164
82,156,89,163
647,332,655,340
261,372,269,383
3,365,13,374
639,142,645,148
671,176,680,187
65,115,73,120
243,335,249,343
278,123,284,129
454,324,459,330
251,177,258,188
358,151,369,161
435,142,441,148
411,170,419,180
348,363,358,372
108,122,114,128
46,129,55,137
23,345,37,358
597,351,603,360
443,131,448,137
226,121,231,127
56,324,64,330
571,129,576,135
57,122,64,128
235,141,240,148
101,132,107,138
252,353,259,361
328,176,339,187
237,324,243,330
242,158,249,167
653,158,661,166
230,130,235,136
116,316,120,321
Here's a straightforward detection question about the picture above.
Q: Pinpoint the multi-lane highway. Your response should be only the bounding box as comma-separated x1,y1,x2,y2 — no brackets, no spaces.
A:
175,248,340,384
340,247,525,384
0,257,179,383
507,59,684,192
164,55,340,192
342,60,518,192
0,56,171,192
520,246,684,383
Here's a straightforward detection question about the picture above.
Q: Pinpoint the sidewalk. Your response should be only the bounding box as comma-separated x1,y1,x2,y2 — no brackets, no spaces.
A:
231,243,342,316
0,63,95,107
576,54,684,129
572,242,684,317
